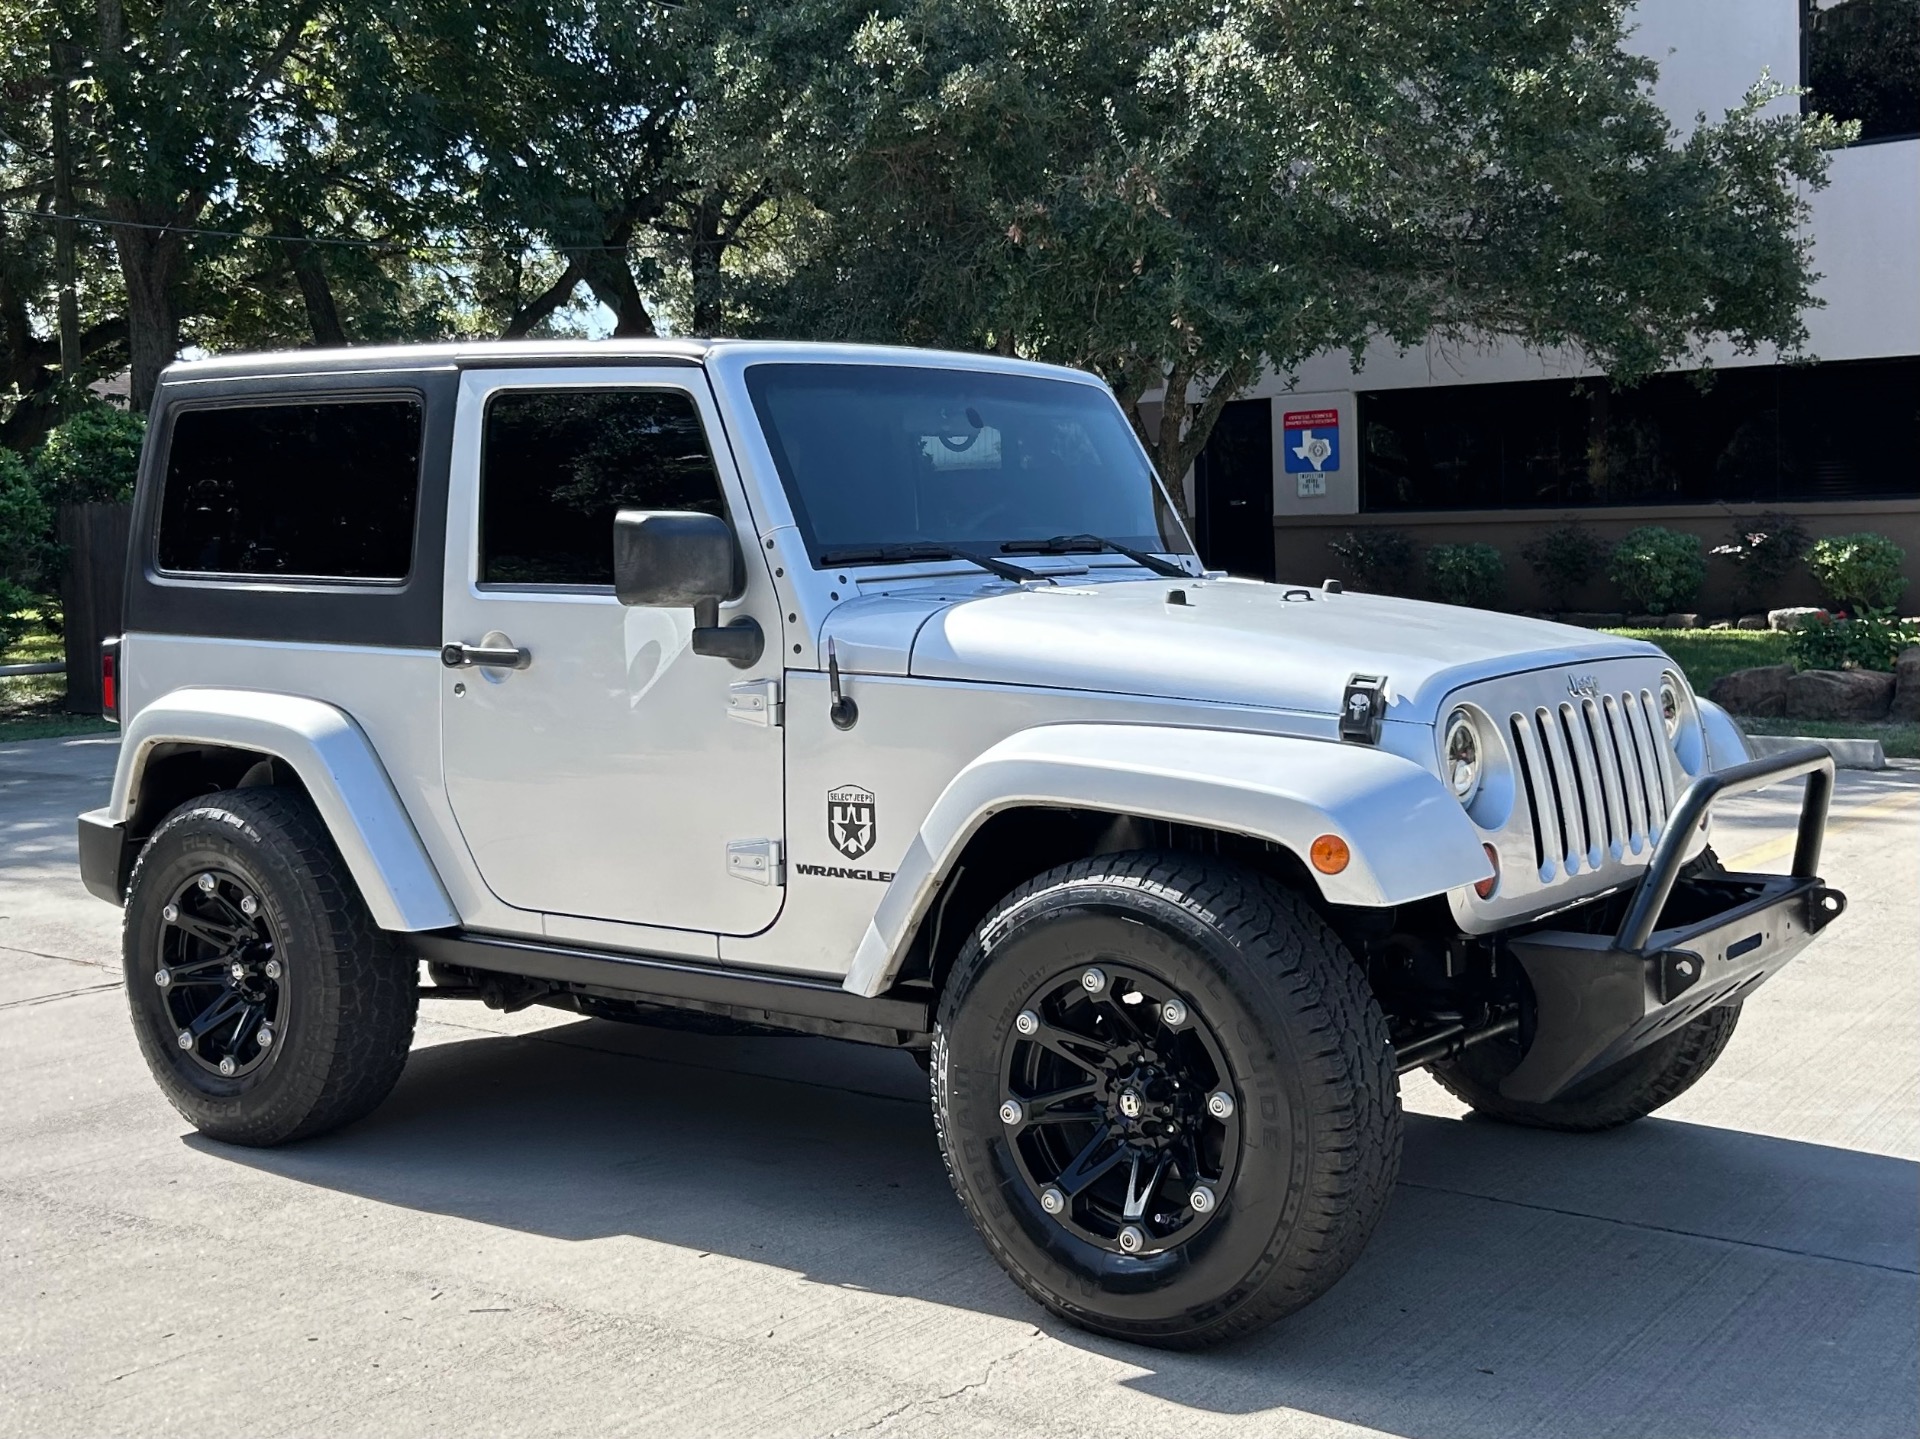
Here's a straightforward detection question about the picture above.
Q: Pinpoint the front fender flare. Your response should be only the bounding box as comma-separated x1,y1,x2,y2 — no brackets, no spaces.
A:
842,722,1490,997
105,688,458,933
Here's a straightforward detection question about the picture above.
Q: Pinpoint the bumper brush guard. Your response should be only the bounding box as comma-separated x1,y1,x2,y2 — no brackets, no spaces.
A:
1499,745,1846,1104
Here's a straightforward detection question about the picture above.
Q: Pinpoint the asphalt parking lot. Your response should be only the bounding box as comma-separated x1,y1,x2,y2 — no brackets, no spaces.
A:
3,735,1916,1438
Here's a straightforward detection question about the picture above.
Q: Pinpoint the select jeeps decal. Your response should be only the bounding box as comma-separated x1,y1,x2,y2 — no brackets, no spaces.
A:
827,785,877,860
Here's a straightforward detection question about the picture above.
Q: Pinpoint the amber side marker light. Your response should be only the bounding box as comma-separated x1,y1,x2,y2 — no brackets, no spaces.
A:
1309,834,1350,875
1474,843,1500,899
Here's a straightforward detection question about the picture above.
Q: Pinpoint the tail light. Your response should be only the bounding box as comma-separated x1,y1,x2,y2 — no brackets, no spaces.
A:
101,637,120,723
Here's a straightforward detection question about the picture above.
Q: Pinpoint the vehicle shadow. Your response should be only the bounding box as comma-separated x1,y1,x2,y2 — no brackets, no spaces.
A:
193,1016,1920,1439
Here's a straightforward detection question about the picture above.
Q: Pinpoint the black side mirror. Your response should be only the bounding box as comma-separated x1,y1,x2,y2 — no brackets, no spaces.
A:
612,510,763,668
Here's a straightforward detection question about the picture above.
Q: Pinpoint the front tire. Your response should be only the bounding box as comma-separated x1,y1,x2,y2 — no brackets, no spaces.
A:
933,853,1401,1348
123,787,417,1146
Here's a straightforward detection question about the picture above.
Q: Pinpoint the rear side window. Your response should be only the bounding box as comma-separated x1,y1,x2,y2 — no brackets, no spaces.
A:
480,389,725,586
157,399,422,580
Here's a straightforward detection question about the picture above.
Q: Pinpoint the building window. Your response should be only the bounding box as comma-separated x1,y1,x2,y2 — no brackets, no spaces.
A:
1359,358,1920,512
1803,0,1920,144
157,398,421,579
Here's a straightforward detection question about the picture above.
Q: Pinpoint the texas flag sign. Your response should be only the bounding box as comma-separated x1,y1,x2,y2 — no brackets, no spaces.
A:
1282,409,1340,473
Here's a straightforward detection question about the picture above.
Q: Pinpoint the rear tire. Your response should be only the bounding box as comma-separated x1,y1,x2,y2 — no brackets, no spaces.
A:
1428,1003,1740,1133
122,787,417,1146
933,852,1401,1348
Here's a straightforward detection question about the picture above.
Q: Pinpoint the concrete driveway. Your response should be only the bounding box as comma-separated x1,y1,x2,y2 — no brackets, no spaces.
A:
3,735,1916,1438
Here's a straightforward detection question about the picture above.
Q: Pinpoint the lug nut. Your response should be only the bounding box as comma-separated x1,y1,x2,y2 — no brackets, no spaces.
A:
1040,1186,1066,1215
162,904,179,923
263,959,282,980
999,1099,1024,1126
256,1025,274,1050
1161,998,1188,1027
1190,1185,1217,1215
1207,1091,1235,1120
1015,1009,1039,1036
197,873,217,893
239,895,259,917
176,1029,194,1051
1117,1224,1146,1254
154,968,172,989
218,1057,236,1077
1080,967,1107,994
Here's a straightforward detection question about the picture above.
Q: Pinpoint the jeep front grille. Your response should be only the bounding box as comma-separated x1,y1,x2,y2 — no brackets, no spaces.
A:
1508,690,1675,880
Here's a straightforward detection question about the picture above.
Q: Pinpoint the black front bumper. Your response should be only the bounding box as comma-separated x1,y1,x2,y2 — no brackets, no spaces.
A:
1499,746,1846,1105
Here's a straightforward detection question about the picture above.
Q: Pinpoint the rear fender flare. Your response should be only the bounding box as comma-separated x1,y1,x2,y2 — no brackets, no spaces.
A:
841,722,1488,997
107,688,458,932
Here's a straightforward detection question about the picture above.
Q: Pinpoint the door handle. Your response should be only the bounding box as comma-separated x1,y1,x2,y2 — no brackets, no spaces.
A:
441,641,531,670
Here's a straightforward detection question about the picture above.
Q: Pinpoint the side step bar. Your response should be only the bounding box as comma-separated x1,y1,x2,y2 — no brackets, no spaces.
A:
409,930,931,1047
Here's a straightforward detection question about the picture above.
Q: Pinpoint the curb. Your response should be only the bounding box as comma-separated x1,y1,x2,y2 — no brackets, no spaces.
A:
1744,732,1887,771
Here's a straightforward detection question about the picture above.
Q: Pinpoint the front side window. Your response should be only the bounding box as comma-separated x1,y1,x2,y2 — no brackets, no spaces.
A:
157,399,421,580
479,389,726,586
743,364,1192,563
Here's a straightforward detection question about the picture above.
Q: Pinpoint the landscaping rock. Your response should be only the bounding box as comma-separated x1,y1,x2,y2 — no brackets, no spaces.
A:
1625,613,1664,628
1892,646,1920,722
1665,613,1700,629
1785,668,1895,721
1707,621,1734,631
1559,612,1627,629
1709,665,1794,717
1736,615,1769,631
1768,606,1828,632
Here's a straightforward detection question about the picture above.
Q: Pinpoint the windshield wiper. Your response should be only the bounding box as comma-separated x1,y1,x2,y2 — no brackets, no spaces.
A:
816,542,1043,583
1002,533,1192,578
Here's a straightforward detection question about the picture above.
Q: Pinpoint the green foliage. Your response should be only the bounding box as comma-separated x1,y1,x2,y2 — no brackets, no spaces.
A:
1424,543,1507,610
1608,527,1706,614
1710,511,1811,609
1786,606,1918,673
30,404,146,506
0,450,53,652
1521,522,1606,610
1806,532,1908,611
1328,529,1417,595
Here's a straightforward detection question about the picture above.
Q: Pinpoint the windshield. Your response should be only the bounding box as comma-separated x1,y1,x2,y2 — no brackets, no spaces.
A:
743,363,1193,565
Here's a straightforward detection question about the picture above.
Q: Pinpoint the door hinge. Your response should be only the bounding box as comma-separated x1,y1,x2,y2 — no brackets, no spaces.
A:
727,838,784,886
727,678,783,728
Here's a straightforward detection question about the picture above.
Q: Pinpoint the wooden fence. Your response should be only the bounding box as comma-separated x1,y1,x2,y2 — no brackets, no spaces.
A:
58,502,131,713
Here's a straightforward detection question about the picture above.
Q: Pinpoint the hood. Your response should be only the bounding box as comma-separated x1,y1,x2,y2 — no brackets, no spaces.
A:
828,576,1664,725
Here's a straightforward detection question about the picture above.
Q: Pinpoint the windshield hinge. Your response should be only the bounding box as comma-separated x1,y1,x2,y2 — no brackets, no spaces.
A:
727,678,783,728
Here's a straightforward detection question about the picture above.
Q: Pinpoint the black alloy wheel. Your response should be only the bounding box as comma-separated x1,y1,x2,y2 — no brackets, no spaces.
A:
152,867,287,1081
124,787,417,1146
935,852,1403,1348
999,963,1239,1258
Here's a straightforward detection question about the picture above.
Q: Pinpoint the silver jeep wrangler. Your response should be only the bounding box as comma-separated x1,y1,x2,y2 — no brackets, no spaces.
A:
79,340,1844,1347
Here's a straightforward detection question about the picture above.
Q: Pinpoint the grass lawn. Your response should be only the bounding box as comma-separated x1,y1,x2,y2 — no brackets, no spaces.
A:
1604,627,1915,760
1,608,117,743
1602,627,1792,689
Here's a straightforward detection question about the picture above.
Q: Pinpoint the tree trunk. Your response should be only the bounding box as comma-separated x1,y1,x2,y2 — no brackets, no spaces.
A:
111,216,187,413
275,217,348,347
51,41,82,376
577,250,658,338
688,202,725,337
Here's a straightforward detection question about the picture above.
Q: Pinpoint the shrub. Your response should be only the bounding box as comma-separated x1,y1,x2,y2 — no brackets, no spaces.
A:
1806,532,1907,611
1425,542,1507,609
0,449,53,654
1710,512,1810,609
1786,606,1918,673
29,402,145,507
1328,528,1416,594
1608,526,1705,614
1520,521,1605,610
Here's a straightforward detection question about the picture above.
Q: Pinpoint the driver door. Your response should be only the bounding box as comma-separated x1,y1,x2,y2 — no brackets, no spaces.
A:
439,368,785,936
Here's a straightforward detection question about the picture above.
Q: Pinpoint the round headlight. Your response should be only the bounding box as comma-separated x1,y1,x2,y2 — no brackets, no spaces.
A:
1444,710,1482,802
1659,678,1681,739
